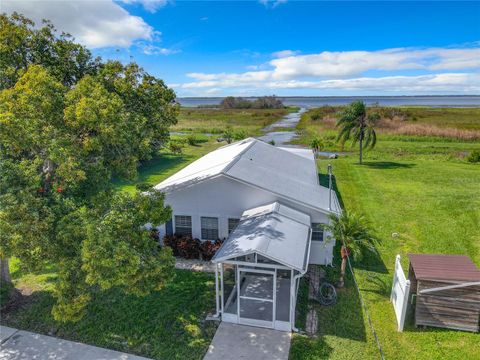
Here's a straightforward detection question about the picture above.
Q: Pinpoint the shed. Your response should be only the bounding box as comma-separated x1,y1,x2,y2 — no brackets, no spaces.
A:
408,254,480,332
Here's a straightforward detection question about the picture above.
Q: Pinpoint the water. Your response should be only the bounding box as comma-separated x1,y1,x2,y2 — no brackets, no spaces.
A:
257,108,305,146
178,96,480,108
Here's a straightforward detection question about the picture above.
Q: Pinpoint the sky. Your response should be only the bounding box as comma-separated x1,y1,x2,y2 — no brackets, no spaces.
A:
3,1,480,96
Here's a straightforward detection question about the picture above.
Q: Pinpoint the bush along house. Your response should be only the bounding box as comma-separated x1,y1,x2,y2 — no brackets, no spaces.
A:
154,138,341,331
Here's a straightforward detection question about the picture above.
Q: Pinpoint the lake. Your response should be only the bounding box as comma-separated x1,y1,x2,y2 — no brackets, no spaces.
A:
178,96,480,108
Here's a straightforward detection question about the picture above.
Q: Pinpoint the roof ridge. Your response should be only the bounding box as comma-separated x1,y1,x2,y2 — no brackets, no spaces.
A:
221,138,257,174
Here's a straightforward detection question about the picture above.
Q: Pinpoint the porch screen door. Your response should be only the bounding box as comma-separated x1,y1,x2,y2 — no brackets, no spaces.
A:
237,267,276,328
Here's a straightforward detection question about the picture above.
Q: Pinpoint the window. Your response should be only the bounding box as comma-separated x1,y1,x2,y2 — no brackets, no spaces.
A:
175,215,192,236
228,218,240,234
201,217,219,240
311,223,324,241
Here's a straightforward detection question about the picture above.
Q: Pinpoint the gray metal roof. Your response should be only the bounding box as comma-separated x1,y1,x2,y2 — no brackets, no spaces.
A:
155,138,340,214
212,202,311,272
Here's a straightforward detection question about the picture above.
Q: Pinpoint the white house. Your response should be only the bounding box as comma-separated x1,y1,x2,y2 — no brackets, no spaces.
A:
154,137,341,331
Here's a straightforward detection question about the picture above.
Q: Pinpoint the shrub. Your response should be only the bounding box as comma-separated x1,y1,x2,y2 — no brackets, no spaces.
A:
186,134,198,146
199,239,224,261
163,235,224,260
311,113,322,121
233,129,247,141
136,182,154,191
177,236,201,259
223,126,234,144
168,141,183,154
467,149,480,163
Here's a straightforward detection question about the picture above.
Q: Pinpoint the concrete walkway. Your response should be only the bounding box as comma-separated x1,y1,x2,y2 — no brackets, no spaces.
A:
203,323,291,360
0,326,150,360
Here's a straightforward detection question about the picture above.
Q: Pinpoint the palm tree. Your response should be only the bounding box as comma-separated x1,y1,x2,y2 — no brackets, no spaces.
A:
337,101,379,164
310,137,324,156
324,211,379,288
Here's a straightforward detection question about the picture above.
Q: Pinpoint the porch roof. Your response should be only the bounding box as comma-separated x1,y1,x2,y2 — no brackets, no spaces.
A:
212,202,311,272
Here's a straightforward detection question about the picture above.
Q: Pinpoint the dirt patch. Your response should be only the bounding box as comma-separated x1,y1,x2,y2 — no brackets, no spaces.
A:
1,286,36,316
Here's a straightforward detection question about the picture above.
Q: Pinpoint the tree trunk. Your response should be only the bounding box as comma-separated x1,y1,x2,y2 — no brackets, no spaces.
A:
359,128,364,164
338,256,347,288
0,256,12,285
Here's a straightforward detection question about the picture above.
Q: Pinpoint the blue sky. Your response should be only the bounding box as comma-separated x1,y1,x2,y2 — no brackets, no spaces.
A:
4,1,480,96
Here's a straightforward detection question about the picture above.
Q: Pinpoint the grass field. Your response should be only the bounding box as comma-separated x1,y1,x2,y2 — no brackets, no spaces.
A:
2,258,217,360
293,107,480,147
290,108,480,360
174,107,297,135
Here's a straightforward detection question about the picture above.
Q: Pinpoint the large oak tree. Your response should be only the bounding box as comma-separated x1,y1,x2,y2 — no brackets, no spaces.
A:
0,14,178,321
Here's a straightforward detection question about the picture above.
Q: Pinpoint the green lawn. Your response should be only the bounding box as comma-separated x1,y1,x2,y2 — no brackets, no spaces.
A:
290,129,480,359
2,263,217,360
113,138,223,193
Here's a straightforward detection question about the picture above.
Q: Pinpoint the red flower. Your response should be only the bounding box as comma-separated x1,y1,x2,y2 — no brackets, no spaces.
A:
56,187,63,193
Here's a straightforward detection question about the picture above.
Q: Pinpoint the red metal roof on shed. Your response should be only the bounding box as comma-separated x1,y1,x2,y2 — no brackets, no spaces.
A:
408,254,480,282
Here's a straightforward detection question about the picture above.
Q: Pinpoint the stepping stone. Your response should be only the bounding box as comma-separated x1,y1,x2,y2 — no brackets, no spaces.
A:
305,308,318,336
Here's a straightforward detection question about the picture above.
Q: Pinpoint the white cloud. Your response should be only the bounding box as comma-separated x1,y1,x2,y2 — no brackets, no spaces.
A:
3,0,155,48
272,50,300,58
140,43,180,55
175,45,480,94
119,0,169,13
178,73,480,94
269,47,480,79
259,0,288,9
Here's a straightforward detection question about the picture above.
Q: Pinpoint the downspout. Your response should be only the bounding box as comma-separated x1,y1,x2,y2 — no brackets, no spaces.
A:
214,262,220,317
291,228,313,333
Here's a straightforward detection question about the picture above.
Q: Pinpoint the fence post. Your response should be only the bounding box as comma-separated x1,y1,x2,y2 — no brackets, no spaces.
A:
398,279,410,332
390,254,400,302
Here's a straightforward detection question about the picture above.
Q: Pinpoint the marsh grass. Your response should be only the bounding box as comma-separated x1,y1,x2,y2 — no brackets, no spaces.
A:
298,107,480,143
174,107,295,136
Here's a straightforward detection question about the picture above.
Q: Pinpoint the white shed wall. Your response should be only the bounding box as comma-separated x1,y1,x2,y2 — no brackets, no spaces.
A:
158,175,335,264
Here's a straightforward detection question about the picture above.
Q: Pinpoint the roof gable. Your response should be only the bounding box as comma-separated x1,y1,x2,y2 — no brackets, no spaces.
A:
213,202,311,271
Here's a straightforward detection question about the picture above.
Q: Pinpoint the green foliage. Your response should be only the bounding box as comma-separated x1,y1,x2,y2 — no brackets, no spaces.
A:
81,191,174,296
310,137,324,152
186,134,198,146
168,141,184,154
0,13,98,89
220,96,284,109
337,101,379,163
135,182,154,191
467,149,480,163
223,126,234,143
324,212,379,262
232,129,247,141
0,15,178,321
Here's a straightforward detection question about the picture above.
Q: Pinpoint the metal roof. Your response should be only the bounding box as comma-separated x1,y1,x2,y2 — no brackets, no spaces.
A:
212,202,311,272
155,138,340,214
408,254,480,282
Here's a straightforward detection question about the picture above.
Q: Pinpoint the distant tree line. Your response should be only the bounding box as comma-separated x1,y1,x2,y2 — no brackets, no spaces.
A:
220,96,284,109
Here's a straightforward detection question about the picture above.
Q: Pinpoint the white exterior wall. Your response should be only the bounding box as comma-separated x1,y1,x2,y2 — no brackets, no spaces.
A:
159,175,335,265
